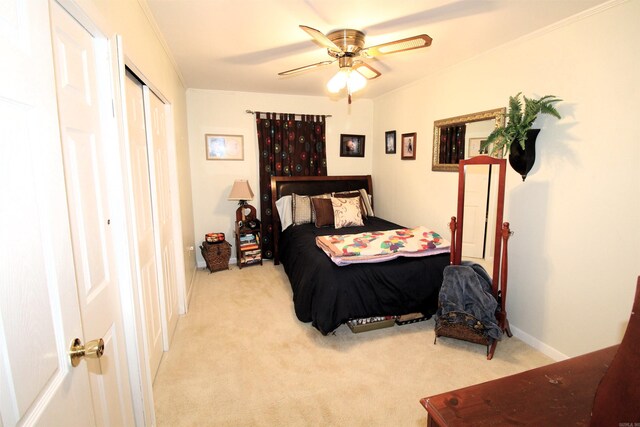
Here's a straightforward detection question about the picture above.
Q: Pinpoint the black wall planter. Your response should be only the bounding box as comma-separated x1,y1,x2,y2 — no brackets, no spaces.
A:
509,129,540,181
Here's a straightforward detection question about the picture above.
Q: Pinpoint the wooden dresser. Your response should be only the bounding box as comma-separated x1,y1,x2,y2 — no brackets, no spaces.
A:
421,277,640,426
420,345,618,426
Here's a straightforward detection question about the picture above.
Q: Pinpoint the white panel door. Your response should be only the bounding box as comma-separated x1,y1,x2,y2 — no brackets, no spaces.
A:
146,90,179,348
124,72,163,379
462,164,490,259
49,2,134,425
0,0,94,425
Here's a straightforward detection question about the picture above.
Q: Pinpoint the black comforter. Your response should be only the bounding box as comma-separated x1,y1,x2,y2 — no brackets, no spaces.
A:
279,217,450,334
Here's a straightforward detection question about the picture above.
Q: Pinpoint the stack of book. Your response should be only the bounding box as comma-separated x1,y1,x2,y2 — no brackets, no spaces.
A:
239,233,261,265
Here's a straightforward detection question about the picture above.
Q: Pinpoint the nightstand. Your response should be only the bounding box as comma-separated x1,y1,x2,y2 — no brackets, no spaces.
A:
235,204,262,269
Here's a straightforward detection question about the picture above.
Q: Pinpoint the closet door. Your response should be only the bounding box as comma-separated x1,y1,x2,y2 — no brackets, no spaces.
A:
146,89,179,347
124,73,163,378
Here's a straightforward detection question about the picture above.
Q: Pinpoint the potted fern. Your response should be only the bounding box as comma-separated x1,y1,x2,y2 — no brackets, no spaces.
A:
482,93,562,181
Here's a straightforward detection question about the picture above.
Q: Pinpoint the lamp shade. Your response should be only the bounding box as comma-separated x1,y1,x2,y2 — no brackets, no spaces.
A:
327,69,348,93
326,68,367,94
228,179,254,202
347,69,367,93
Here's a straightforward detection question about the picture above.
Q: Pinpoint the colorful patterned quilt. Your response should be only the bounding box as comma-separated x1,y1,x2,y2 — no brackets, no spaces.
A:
316,226,450,266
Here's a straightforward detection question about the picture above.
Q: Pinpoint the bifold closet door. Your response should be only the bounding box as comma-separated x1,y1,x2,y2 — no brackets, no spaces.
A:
124,72,163,379
145,89,179,348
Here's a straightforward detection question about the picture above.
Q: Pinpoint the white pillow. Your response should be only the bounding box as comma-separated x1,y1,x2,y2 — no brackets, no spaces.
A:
275,195,293,230
331,197,364,229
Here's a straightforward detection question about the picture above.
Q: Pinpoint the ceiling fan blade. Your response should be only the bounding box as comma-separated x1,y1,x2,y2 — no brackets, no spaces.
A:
353,63,381,80
299,25,343,53
361,34,432,58
278,60,335,76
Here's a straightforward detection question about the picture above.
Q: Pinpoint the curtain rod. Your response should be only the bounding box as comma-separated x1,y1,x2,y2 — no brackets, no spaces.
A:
245,109,332,118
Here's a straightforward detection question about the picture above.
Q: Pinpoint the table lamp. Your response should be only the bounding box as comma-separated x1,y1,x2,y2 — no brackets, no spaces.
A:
228,179,254,221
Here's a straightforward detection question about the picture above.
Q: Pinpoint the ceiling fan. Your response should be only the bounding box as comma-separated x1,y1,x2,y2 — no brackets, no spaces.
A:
278,25,432,103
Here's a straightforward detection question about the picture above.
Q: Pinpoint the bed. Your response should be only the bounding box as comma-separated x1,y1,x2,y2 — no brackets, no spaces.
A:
270,175,450,335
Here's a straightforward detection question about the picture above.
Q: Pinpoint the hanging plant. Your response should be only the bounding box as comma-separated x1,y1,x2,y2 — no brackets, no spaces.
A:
482,93,562,158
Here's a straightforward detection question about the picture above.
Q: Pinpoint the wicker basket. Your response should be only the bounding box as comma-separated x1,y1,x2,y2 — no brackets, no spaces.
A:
434,311,492,347
200,241,231,273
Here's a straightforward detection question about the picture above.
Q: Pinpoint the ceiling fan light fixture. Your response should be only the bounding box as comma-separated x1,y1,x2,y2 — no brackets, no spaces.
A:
284,25,432,103
327,69,349,93
327,68,367,94
346,69,367,93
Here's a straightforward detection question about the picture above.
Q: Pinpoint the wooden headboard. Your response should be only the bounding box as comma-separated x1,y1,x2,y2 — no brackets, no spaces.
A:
270,175,373,264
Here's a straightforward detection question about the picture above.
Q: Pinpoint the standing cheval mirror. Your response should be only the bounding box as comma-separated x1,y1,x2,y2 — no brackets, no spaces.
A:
447,155,512,359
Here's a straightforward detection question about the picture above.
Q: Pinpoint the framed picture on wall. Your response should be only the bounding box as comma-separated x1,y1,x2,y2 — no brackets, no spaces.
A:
467,137,490,158
339,134,365,157
401,132,417,160
385,130,396,154
205,134,244,160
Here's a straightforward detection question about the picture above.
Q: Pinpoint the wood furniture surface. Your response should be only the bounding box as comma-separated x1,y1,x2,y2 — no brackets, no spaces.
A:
234,204,262,269
589,277,640,425
421,345,618,427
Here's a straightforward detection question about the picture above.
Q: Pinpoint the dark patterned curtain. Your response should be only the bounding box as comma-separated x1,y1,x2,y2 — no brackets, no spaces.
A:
256,112,327,259
439,124,466,164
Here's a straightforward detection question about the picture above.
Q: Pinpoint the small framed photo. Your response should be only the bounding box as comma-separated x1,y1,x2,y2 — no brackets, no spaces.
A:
467,137,501,159
467,137,489,158
205,134,244,160
340,134,365,157
401,132,417,160
385,130,396,154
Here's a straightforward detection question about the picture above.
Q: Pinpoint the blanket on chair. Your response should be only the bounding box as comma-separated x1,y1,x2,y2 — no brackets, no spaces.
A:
436,263,502,341
315,226,450,266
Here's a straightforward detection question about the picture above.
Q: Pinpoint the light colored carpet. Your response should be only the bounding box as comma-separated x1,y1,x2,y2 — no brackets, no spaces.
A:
153,261,553,426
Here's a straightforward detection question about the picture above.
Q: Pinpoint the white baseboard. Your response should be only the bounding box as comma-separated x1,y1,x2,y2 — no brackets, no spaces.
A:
510,324,569,361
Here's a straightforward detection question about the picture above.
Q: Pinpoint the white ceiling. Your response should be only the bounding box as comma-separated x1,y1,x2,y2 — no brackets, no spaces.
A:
145,0,606,100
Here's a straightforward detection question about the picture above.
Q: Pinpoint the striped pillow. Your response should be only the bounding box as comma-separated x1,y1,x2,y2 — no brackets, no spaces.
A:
292,193,331,225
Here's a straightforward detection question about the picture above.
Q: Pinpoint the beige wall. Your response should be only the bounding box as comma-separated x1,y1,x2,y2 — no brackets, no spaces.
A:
74,0,196,286
186,89,373,265
373,0,640,358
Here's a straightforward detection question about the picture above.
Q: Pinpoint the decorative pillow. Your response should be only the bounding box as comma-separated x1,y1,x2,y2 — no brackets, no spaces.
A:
331,197,364,229
358,188,374,217
333,188,374,217
311,197,334,227
333,191,367,219
292,193,331,225
292,193,312,225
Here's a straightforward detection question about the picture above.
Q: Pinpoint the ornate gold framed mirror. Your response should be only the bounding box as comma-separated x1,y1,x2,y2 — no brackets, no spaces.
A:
432,108,506,172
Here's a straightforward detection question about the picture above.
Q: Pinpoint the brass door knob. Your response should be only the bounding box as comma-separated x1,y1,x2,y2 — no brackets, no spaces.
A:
69,337,104,367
